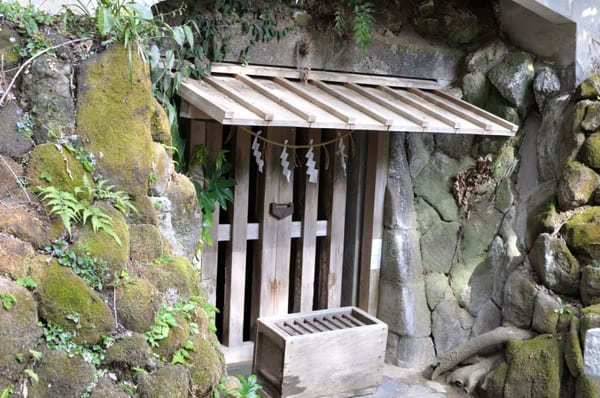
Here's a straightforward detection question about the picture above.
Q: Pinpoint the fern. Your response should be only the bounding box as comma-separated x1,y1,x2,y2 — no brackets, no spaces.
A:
77,176,137,215
352,2,374,53
81,205,122,246
36,186,84,236
334,3,346,36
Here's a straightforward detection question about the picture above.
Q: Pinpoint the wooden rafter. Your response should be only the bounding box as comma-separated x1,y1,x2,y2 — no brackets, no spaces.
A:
204,76,274,121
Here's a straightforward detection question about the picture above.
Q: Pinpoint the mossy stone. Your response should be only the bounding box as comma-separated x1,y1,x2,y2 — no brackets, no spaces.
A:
116,278,161,333
479,361,507,398
576,75,600,100
29,349,96,398
76,46,156,197
485,93,521,126
576,375,600,398
26,143,92,196
155,313,191,359
557,161,599,211
504,335,564,398
104,332,155,369
565,317,585,378
580,304,600,343
72,202,130,281
38,261,114,344
130,224,170,264
582,265,600,306
0,278,42,389
188,335,224,396
142,256,200,300
565,207,600,259
150,99,172,146
0,28,20,68
581,133,600,171
128,195,158,226
90,376,129,398
137,364,190,398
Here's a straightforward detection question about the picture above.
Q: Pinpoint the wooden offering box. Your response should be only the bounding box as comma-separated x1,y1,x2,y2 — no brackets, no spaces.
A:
253,307,388,398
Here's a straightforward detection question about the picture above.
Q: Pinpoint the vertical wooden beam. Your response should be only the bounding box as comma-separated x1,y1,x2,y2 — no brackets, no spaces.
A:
293,129,321,313
201,122,223,305
318,131,347,309
359,132,389,315
252,127,295,332
223,127,250,347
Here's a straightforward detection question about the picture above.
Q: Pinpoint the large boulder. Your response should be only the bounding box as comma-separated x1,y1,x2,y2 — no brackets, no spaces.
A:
104,332,156,370
116,277,161,333
557,161,599,210
581,102,600,132
386,334,435,369
576,75,600,100
487,52,536,115
28,349,96,398
465,39,509,74
580,133,600,171
462,71,489,107
565,207,600,259
530,233,581,296
0,103,34,160
378,279,430,338
0,232,35,279
130,224,171,264
0,278,42,391
431,293,473,356
424,272,452,311
503,335,564,398
37,261,115,344
141,256,201,300
417,199,460,274
565,317,584,378
187,335,224,396
91,376,130,398
137,365,190,398
0,27,20,69
0,205,63,249
531,290,561,334
380,229,423,283
534,67,561,112
20,54,75,144
165,173,203,257
76,46,158,197
502,270,538,328
581,265,600,306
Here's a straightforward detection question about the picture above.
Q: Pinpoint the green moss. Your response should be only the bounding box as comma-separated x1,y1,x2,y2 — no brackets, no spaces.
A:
26,143,92,196
142,256,201,299
38,261,114,344
481,362,507,398
130,224,169,264
448,22,480,47
580,304,600,343
76,46,155,197
116,277,161,333
582,265,600,306
150,99,172,146
188,335,223,396
504,335,564,398
565,317,585,378
565,207,600,258
155,313,191,359
72,202,130,281
137,365,190,398
581,133,600,170
0,29,20,68
128,195,158,225
576,375,600,398
577,75,600,100
104,332,155,368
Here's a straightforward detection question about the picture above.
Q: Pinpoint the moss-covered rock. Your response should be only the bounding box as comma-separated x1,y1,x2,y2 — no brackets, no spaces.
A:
150,99,172,146
557,161,599,210
76,46,156,197
582,265,600,306
137,364,190,398
502,270,538,328
479,361,507,398
576,75,600,100
485,93,521,126
188,334,223,396
576,375,600,398
462,71,489,108
530,233,581,296
149,142,172,196
142,256,200,300
565,207,600,259
90,376,130,398
104,332,156,369
0,27,20,69
488,52,535,115
565,316,585,378
504,335,564,398
73,202,130,280
130,224,170,264
0,278,42,391
26,143,92,196
128,195,159,226
166,172,204,257
116,277,161,333
155,313,191,359
581,133,600,171
38,261,114,344
0,204,64,249
532,290,560,334
580,304,600,343
29,349,96,398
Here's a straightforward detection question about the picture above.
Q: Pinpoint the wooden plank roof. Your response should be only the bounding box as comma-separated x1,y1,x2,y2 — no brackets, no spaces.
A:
178,63,518,136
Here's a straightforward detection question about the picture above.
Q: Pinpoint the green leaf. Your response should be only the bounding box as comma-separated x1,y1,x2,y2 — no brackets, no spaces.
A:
124,2,153,20
29,349,42,360
16,276,37,290
1,385,14,398
148,44,160,69
172,26,185,47
0,293,17,310
15,353,24,363
24,369,38,383
183,25,194,48
96,6,113,38
40,172,53,183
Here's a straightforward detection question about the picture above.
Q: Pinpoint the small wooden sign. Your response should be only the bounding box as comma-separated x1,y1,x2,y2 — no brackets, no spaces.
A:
270,202,293,220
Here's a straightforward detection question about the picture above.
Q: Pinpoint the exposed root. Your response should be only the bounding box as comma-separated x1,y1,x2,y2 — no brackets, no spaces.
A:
447,354,503,394
430,326,535,380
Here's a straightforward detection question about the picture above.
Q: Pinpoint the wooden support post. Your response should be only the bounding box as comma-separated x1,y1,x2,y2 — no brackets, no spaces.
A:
317,131,347,309
201,122,223,305
293,129,321,313
359,132,389,315
223,127,250,347
252,127,295,333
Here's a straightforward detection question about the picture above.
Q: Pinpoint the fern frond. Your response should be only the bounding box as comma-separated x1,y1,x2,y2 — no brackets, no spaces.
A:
36,186,83,236
82,206,122,246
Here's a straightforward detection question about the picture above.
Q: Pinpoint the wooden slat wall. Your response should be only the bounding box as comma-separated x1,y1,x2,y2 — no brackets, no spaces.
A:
201,122,223,305
223,127,250,347
359,133,389,314
252,127,296,332
293,130,321,313
317,131,347,309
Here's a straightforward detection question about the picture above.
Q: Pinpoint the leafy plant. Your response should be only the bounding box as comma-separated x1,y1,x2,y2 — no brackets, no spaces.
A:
153,253,173,265
29,349,42,360
214,374,262,398
44,240,110,290
64,144,95,172
1,293,17,310
76,175,137,216
24,369,38,383
81,203,123,245
40,171,53,183
148,172,158,183
0,1,54,57
131,365,148,376
145,304,178,348
171,341,194,367
118,381,137,396
0,385,14,398
333,0,374,53
38,321,108,365
16,276,37,290
35,186,83,236
16,113,35,138
15,353,24,363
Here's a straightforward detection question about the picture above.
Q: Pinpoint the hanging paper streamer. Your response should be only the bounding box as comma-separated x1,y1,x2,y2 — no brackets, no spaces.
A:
305,139,318,183
280,139,292,183
252,130,264,173
337,132,347,177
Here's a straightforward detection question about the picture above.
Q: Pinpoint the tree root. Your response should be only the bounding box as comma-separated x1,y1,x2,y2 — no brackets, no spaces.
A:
430,326,535,380
447,354,503,394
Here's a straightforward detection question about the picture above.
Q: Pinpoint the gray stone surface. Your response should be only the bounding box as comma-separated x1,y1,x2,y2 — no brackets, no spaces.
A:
460,202,503,265
462,72,489,108
21,54,75,144
502,270,538,328
557,161,599,210
582,102,600,132
0,102,34,160
532,290,560,334
465,39,510,74
380,229,423,284
386,333,436,369
435,134,475,161
472,299,503,337
534,67,561,111
420,216,460,274
488,52,536,114
585,328,600,381
378,279,431,338
385,176,417,231
431,293,474,356
407,133,435,180
425,272,452,311
581,265,600,306
530,233,581,296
